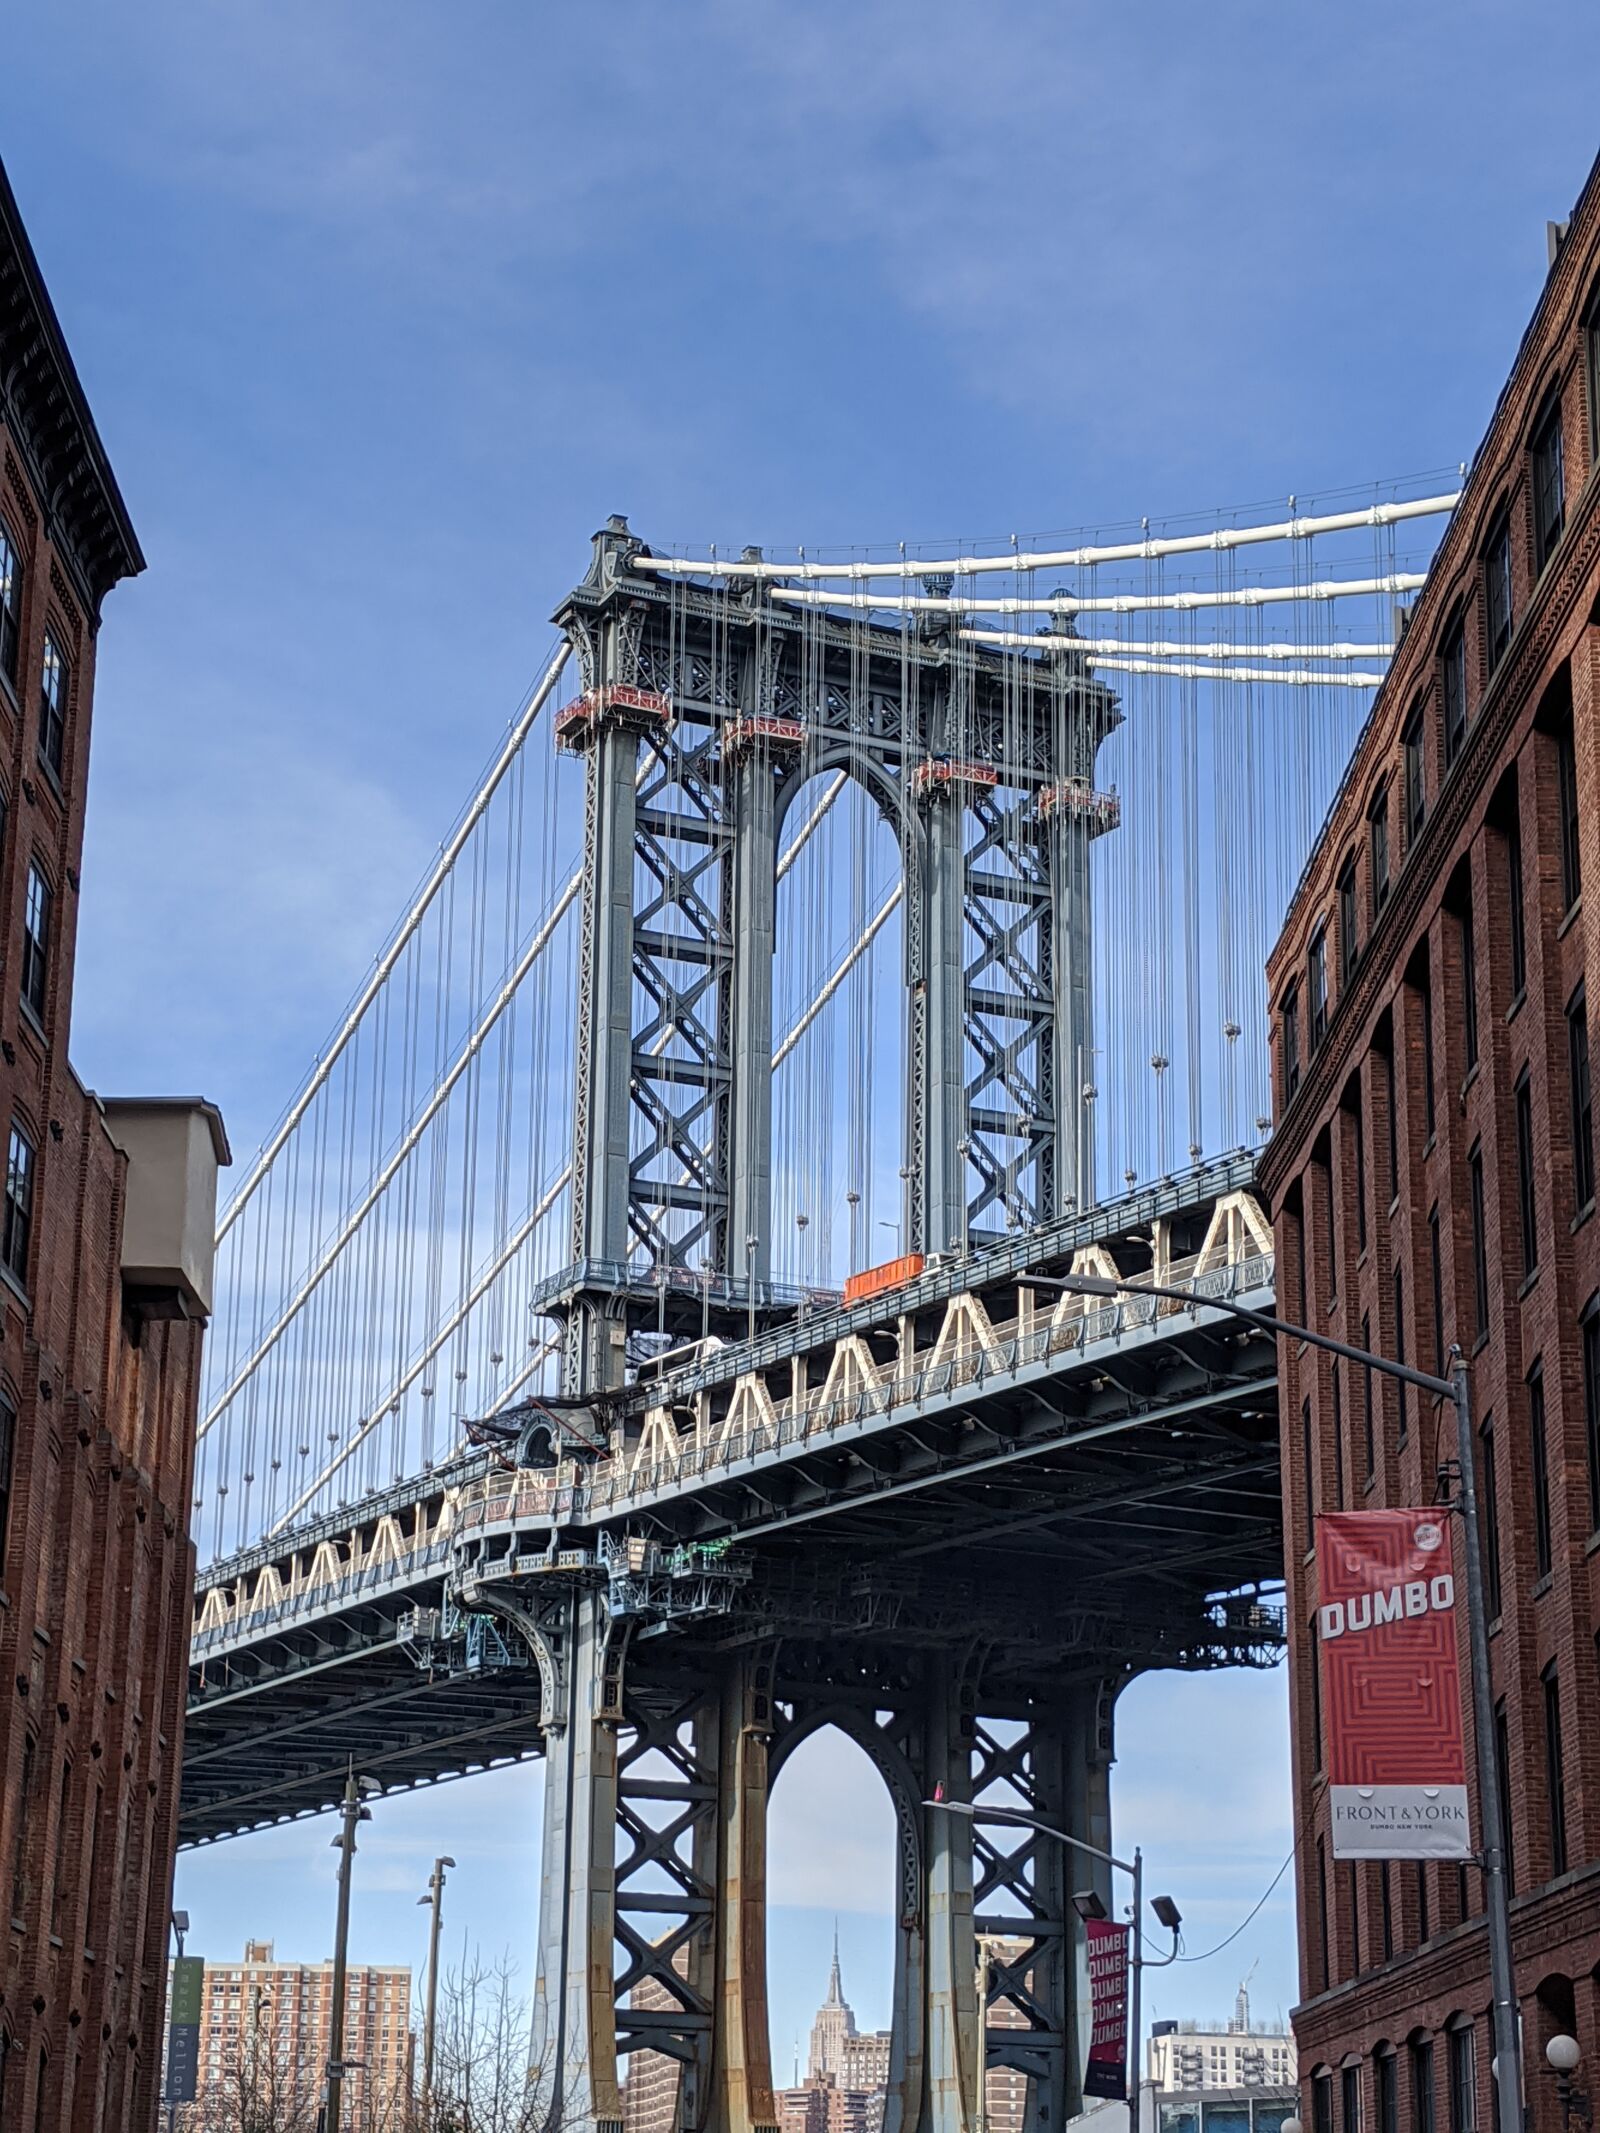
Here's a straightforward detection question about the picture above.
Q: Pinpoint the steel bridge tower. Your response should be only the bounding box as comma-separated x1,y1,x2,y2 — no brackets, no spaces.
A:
516,520,1125,2133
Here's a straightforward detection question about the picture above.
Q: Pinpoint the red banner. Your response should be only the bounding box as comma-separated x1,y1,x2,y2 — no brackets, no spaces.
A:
1316,1510,1469,1859
1083,1918,1129,2099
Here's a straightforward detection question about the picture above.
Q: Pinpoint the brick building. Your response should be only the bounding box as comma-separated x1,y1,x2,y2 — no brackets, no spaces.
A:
0,155,229,2127
1259,151,1600,2133
178,1940,414,2131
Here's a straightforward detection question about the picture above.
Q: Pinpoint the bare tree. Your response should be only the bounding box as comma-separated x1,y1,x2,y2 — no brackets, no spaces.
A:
421,1950,585,2133
178,1993,410,2133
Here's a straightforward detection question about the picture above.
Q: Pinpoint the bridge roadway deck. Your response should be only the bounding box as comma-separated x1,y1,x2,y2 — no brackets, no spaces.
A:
181,1156,1286,1844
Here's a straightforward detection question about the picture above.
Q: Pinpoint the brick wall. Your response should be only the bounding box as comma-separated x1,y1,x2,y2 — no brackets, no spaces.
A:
1259,153,1600,2133
0,356,208,2126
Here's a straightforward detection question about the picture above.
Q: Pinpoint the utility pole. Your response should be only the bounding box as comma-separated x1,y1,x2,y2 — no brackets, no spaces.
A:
418,1854,456,2127
326,1768,377,2133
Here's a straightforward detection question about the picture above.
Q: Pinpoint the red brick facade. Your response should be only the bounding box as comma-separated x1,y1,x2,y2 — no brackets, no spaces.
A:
0,158,224,2129
1259,154,1600,2133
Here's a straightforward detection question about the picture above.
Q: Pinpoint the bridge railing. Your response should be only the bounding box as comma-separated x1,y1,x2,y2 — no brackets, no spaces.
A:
190,1239,1276,1647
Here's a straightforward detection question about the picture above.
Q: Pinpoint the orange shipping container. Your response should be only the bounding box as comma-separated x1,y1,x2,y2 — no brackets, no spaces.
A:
843,1253,926,1306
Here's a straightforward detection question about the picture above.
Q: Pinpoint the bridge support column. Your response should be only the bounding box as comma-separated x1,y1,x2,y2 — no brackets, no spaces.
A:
727,751,777,1287
706,1656,779,2133
916,789,970,1260
1046,809,1095,1216
920,1667,981,2133
530,1589,627,2133
567,714,640,1392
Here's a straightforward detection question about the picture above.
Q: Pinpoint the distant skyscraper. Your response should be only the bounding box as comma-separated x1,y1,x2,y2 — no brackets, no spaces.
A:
779,1935,892,2133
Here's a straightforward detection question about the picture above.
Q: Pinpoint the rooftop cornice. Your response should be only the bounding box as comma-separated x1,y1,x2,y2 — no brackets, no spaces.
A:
0,153,143,620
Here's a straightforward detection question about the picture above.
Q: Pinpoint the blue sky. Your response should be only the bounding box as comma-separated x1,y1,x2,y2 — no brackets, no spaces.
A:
7,0,1600,2076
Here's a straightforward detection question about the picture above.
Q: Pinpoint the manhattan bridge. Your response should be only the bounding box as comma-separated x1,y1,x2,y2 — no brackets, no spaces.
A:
183,481,1458,2133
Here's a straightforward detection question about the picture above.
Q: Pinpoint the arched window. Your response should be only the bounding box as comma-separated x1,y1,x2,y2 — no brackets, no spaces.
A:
1532,390,1567,571
1484,514,1514,672
0,520,20,685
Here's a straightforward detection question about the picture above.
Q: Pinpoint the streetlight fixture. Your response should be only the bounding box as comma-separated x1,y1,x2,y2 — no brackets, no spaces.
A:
924,1796,1179,2112
326,1768,381,2133
1017,1267,1523,2133
418,1855,457,2127
1547,2036,1592,2133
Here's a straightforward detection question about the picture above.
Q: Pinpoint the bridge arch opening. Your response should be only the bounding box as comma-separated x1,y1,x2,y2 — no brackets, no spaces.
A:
771,767,906,1292
766,1720,899,2110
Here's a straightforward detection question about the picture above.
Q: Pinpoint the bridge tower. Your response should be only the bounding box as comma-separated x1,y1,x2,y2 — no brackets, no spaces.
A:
518,521,1124,2133
552,516,1119,1392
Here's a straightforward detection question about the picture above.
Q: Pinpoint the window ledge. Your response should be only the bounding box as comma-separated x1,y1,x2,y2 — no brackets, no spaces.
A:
1559,896,1584,941
17,997,47,1050
0,1264,30,1312
1534,1573,1554,1599
1461,1062,1481,1099
1585,1527,1600,1558
1518,1268,1541,1302
1574,1201,1596,1235
1507,990,1526,1026
0,668,17,721
1472,1329,1491,1357
34,753,63,809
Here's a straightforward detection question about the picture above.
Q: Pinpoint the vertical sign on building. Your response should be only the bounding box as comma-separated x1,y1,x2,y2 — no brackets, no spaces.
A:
1082,1918,1129,2099
1316,1510,1469,1859
166,1956,204,2108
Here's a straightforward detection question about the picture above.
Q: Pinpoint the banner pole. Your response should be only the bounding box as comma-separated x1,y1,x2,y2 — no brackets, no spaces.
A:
1450,1352,1523,2133
1128,1846,1142,2125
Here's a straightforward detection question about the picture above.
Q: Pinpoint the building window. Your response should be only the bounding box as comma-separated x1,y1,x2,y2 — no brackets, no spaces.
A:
1370,786,1391,911
1344,2063,1363,2133
0,1387,12,1580
1362,1311,1375,1477
1584,1300,1600,1534
1310,929,1329,1049
1413,2038,1437,2133
1316,1843,1330,1992
1442,626,1468,766
1332,1363,1345,1508
1484,518,1513,672
1448,2023,1476,2133
1315,2068,1334,2133
1380,1859,1394,1958
1515,1069,1538,1278
9,1730,32,1921
1529,1364,1552,1580
1507,811,1527,1000
1377,2052,1398,2133
1421,972,1437,1141
1404,703,1427,843
1557,710,1582,913
1469,1146,1489,1342
2,1125,34,1290
1282,984,1301,1103
20,867,49,1026
1354,1092,1368,1253
1533,395,1566,572
1430,1206,1445,1374
1385,1044,1399,1202
1543,1662,1567,1877
1394,1264,1408,1443
0,520,20,686
1461,901,1479,1072
38,634,66,783
1302,1395,1315,1538
1417,1862,1430,1944
1339,857,1359,984
1570,983,1594,1211
50,1762,70,1938
1493,1701,1514,1895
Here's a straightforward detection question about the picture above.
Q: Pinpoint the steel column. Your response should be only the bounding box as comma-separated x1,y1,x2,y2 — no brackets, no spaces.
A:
727,750,777,1286
707,1657,779,2133
1047,808,1095,1218
530,1590,627,2133
918,790,970,1259
920,1667,981,2133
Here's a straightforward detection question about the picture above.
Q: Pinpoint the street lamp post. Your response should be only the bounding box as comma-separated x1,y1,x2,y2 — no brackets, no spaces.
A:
925,1797,1179,2119
1019,1268,1524,2133
1547,2036,1593,2133
418,1854,456,2127
326,1768,379,2133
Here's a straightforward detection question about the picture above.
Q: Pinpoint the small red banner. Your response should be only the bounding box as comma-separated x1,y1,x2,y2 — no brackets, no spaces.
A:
1316,1509,1470,1859
1083,1917,1129,2099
